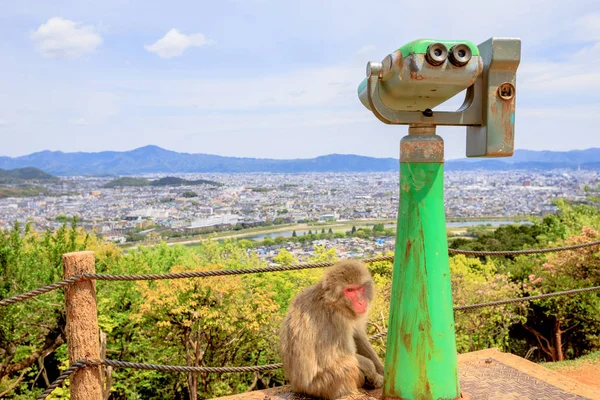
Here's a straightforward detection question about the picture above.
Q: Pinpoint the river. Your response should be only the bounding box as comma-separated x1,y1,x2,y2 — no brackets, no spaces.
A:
244,220,528,241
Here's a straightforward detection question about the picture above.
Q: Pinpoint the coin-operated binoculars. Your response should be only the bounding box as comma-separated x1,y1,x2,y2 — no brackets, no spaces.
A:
357,38,520,400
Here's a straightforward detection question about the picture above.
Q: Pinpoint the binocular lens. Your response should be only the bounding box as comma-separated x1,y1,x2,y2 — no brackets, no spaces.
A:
425,43,448,66
449,44,472,67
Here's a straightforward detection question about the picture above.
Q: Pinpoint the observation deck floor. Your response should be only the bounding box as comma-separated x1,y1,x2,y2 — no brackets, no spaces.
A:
214,349,598,400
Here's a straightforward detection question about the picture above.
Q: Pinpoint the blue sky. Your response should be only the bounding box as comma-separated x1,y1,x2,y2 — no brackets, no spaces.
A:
0,0,599,160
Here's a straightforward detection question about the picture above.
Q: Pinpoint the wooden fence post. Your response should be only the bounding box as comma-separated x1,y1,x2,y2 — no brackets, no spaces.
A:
63,251,102,400
100,330,113,399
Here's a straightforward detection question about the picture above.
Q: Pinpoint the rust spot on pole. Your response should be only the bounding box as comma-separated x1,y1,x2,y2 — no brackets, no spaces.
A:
402,333,413,350
410,71,425,80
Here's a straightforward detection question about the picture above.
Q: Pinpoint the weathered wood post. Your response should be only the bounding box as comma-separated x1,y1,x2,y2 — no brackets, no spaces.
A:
63,251,102,400
100,330,113,399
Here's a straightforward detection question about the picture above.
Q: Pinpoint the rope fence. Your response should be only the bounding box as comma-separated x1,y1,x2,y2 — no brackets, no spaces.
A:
36,284,600,399
3,238,600,308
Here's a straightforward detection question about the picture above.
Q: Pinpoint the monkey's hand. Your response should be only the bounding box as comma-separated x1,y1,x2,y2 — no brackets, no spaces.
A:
363,372,383,389
371,373,383,388
357,354,384,389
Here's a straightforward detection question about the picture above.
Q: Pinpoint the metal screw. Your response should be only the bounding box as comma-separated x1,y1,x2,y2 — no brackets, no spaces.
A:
422,109,434,117
498,82,515,100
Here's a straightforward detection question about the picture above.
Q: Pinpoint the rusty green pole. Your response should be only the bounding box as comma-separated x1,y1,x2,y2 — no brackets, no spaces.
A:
382,125,460,400
358,37,520,399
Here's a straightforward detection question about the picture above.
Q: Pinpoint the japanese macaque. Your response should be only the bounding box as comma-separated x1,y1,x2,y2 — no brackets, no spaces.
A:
279,260,384,399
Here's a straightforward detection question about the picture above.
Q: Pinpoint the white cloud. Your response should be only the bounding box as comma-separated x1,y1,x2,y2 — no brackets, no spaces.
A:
69,117,88,126
517,40,600,95
0,119,9,127
519,64,600,94
519,104,600,119
144,29,214,58
31,17,102,59
571,13,600,41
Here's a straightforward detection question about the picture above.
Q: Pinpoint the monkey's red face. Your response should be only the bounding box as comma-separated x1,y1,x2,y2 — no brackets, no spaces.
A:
344,284,368,314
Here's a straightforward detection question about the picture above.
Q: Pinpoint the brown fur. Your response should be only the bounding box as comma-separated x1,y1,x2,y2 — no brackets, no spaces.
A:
279,260,384,399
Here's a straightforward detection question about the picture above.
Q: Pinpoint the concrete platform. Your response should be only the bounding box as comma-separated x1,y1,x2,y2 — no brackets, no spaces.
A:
214,349,599,400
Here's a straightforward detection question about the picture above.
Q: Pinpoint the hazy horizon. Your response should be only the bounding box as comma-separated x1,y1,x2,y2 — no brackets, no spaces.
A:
3,143,600,162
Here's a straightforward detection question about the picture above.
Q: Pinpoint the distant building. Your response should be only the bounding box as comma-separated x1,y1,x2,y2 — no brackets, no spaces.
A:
189,214,239,229
129,208,170,219
197,206,213,215
105,235,127,244
319,213,337,221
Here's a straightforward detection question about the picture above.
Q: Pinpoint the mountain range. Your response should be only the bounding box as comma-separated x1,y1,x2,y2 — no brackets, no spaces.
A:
1,145,599,176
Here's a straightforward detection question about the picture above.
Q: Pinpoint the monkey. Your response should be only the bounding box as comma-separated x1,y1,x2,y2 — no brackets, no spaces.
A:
279,260,384,399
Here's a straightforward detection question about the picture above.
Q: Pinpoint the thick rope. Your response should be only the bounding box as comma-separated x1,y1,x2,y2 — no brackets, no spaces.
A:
448,239,600,256
453,285,600,311
102,359,282,373
0,257,394,307
36,359,88,400
0,276,87,307
4,237,600,308
37,358,283,400
370,285,600,340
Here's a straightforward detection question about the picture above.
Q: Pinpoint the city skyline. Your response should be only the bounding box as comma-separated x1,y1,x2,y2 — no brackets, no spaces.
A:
1,1,599,160
0,170,585,236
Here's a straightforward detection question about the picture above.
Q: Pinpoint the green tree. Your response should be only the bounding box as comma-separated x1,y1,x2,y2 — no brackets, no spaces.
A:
133,263,279,400
0,219,114,397
520,227,600,361
273,249,295,266
355,229,368,239
274,235,287,244
55,213,69,223
449,255,524,353
237,239,255,249
298,235,309,243
309,245,338,263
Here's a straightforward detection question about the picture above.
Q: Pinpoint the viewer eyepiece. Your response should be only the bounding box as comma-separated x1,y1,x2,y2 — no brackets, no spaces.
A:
425,43,448,66
448,44,472,67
